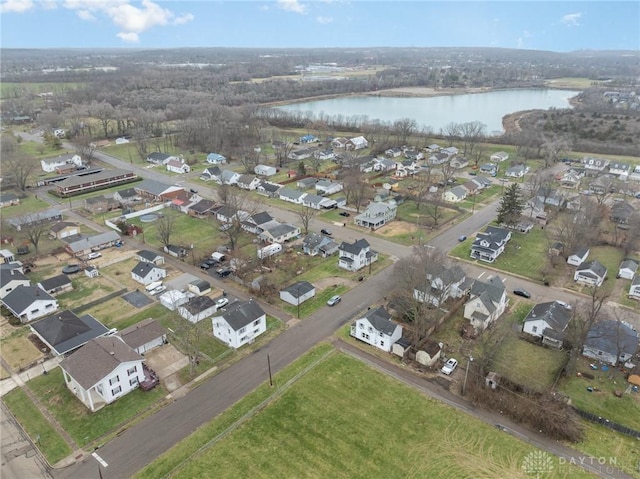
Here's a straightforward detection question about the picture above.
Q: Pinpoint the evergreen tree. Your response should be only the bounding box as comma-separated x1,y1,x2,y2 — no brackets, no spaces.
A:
496,183,525,227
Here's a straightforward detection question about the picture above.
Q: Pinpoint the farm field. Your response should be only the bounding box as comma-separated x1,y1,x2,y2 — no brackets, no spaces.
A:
137,348,589,478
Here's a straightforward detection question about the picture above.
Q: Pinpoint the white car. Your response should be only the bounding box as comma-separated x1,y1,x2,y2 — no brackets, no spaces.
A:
215,297,229,309
555,300,572,310
327,295,341,306
441,358,458,375
87,252,102,260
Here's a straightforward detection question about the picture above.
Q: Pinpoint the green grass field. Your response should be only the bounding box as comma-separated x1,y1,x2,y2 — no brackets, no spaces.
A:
137,348,589,479
0,82,85,99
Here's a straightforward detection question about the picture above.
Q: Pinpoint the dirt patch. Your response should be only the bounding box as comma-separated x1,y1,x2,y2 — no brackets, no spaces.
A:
376,221,416,237
313,276,357,291
366,87,490,98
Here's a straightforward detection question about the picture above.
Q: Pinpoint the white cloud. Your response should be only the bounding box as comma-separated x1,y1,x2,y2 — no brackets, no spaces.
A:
76,9,95,21
173,13,194,25
316,16,333,24
116,31,139,43
38,0,57,10
277,0,306,14
561,12,581,27
0,0,34,13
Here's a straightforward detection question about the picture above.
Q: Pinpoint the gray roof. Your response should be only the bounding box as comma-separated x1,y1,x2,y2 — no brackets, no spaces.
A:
119,318,166,351
524,302,571,332
60,337,142,389
56,169,134,189
262,223,297,238
570,247,590,259
131,261,164,279
279,187,306,201
282,281,315,298
67,231,121,254
8,208,62,228
577,260,607,279
218,299,265,331
363,307,396,335
0,192,20,202
50,221,78,233
189,279,211,291
30,310,109,355
585,320,639,357
2,285,56,316
0,268,28,286
147,152,171,162
203,166,221,176
258,182,281,193
182,295,217,315
620,259,639,272
115,187,138,198
135,179,173,196
469,275,506,306
633,275,640,287
220,170,239,183
339,238,370,255
136,250,162,262
189,199,217,213
448,185,467,198
38,274,72,292
250,212,274,225
237,174,257,185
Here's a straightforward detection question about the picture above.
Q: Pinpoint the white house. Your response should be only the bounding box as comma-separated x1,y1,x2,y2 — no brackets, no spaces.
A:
583,320,639,366
315,180,343,195
119,318,167,355
490,151,509,163
618,259,639,280
574,260,607,287
505,164,529,178
0,269,30,299
346,136,368,150
40,154,83,173
413,265,467,307
464,276,508,331
217,170,241,186
146,152,179,165
522,302,571,349
443,186,468,203
338,239,378,272
166,158,191,174
159,290,191,310
470,226,511,263
131,262,167,286
206,153,227,164
237,174,261,191
629,275,640,300
278,188,307,205
135,250,165,266
201,166,222,182
178,296,219,324
354,201,397,230
212,299,266,349
567,247,590,266
1,285,58,323
254,164,277,177
259,222,300,244
280,281,315,306
350,307,401,353
60,337,145,412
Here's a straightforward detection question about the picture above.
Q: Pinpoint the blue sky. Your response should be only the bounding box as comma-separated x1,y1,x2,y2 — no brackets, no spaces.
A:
1,1,638,51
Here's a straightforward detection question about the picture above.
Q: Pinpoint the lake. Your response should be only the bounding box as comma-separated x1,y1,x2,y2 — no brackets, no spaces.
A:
276,88,580,135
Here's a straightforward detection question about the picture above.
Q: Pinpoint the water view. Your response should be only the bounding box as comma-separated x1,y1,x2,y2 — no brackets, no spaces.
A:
277,88,580,135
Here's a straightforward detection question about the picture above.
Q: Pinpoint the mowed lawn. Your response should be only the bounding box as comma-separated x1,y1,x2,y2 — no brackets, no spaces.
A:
163,352,587,479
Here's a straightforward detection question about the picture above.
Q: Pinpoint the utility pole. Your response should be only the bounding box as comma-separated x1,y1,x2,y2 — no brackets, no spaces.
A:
462,356,473,396
267,354,273,387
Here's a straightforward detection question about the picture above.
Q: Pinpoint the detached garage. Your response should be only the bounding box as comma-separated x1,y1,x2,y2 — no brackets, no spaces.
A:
119,318,167,355
280,281,315,306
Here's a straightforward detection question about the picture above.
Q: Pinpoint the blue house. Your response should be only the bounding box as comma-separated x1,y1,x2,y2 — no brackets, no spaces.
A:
299,134,318,144
206,153,227,165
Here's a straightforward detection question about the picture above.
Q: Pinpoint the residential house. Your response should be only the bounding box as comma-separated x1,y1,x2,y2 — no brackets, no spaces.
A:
30,310,109,356
582,320,639,366
559,170,582,189
480,164,498,176
461,181,480,196
159,290,190,310
279,188,307,205
567,247,590,266
113,187,140,205
49,222,80,240
288,149,314,161
403,148,424,161
119,318,167,355
66,231,121,257
188,199,218,218
413,265,468,307
1,285,58,323
296,177,318,190
131,262,167,286
548,242,564,257
470,226,511,263
350,307,401,353
254,164,277,177
256,182,282,198
505,164,529,178
610,201,635,227
428,152,450,166
314,149,335,161
385,147,403,158
38,274,73,296
354,201,398,230
464,275,508,331
582,157,610,174
215,206,249,224
135,250,165,265
302,193,336,210
241,212,274,235
338,238,378,272
618,259,639,280
280,281,315,306
259,223,300,244
443,186,468,203
0,192,20,207
346,136,368,150
0,269,30,299
0,250,16,264
200,166,222,182
60,336,145,412
441,146,459,158
450,157,469,169
212,299,267,349
134,179,184,202
206,153,227,165
8,208,63,231
629,275,640,300
84,195,118,214
331,137,349,149
574,260,608,287
315,180,343,195
302,233,339,257
373,157,397,172
608,162,630,179
178,296,219,324
84,266,99,278
146,152,178,165
299,134,318,144
237,174,261,191
115,137,129,145
40,154,82,173
522,302,571,349
490,151,509,163
535,187,564,207
426,144,441,153
166,158,191,174
217,170,241,186
471,176,492,190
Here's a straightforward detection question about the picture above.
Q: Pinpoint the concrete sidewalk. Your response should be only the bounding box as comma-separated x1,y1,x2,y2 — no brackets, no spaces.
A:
0,356,64,397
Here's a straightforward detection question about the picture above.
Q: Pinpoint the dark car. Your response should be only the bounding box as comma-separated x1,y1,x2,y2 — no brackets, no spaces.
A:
513,288,532,298
458,235,467,242
339,211,350,217
205,258,220,266
320,229,332,236
199,262,211,270
190,188,198,193
217,268,233,278
62,264,82,275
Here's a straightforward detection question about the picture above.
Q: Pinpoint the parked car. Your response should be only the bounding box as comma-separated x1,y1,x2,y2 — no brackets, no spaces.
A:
339,211,350,217
217,267,233,278
513,288,532,298
87,252,102,260
327,295,341,306
555,300,572,310
150,285,166,296
62,264,81,274
458,235,467,242
320,229,332,236
199,262,211,270
190,188,198,193
215,297,229,309
441,358,458,375
205,258,220,266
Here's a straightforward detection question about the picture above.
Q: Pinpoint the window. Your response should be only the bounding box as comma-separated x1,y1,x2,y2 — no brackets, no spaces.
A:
379,331,383,337
380,341,384,347
359,323,363,329
129,378,138,386
30,309,39,314
253,319,261,326
127,366,137,375
112,386,122,395
361,333,370,340
240,336,248,343
368,326,373,333
253,329,260,335
532,326,537,333
239,327,246,334
109,375,119,385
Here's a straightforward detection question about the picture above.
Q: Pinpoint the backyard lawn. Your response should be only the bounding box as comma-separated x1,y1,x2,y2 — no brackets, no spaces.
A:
282,284,347,318
0,333,44,371
136,348,589,479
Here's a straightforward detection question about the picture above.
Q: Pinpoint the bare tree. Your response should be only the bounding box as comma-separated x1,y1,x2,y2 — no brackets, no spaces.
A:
439,161,457,187
541,134,571,168
18,214,49,253
170,314,207,378
392,117,418,145
342,167,370,213
411,169,432,211
155,212,177,247
74,135,97,164
473,319,513,377
589,176,618,206
621,213,640,257
273,136,295,168
459,121,486,157
471,143,486,168
440,122,460,147
423,191,446,227
91,101,115,138
217,185,258,250
296,205,316,235
3,151,37,191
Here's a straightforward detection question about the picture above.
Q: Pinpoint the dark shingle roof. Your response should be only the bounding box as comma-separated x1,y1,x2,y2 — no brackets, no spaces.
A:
2,285,56,315
363,307,396,335
60,337,142,389
131,261,163,279
30,310,109,355
136,250,162,262
282,281,315,298
182,296,217,315
577,260,607,279
339,238,370,255
469,275,506,305
50,221,78,233
585,320,639,357
218,299,265,331
0,268,28,286
524,302,571,332
119,318,166,350
38,274,72,292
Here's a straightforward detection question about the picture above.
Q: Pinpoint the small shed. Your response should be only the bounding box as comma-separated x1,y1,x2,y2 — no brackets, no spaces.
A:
280,281,315,306
84,266,99,278
188,279,212,296
485,372,500,390
119,318,167,355
392,337,412,358
415,340,442,367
